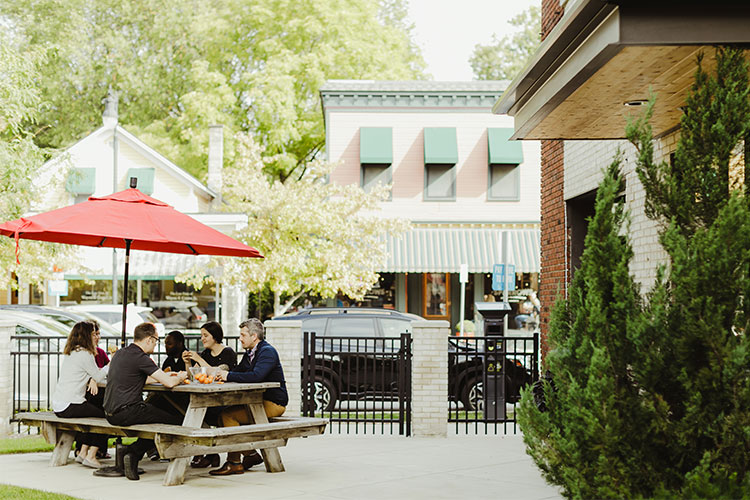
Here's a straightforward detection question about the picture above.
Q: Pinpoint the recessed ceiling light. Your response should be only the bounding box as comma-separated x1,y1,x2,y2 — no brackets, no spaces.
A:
624,99,648,107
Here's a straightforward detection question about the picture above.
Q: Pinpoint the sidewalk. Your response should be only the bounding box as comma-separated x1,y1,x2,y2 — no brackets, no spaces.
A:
0,433,562,500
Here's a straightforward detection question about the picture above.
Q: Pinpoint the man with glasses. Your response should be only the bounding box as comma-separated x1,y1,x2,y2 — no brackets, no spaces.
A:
100,322,187,480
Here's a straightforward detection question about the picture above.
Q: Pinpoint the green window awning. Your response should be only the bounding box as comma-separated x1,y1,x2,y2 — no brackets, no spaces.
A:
424,127,458,164
65,168,96,195
488,128,523,164
127,168,155,195
384,227,540,273
360,127,393,164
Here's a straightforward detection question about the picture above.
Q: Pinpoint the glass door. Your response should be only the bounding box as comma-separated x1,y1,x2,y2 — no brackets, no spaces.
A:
423,273,450,321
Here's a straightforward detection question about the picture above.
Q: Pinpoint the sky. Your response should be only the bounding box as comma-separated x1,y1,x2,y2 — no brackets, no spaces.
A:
406,0,539,81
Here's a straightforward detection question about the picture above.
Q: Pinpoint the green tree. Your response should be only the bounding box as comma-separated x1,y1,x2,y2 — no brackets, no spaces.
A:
2,0,425,182
186,134,409,316
519,46,750,498
469,6,540,81
0,33,76,289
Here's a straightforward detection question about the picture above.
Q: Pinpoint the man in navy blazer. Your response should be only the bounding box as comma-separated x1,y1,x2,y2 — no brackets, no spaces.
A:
211,318,288,476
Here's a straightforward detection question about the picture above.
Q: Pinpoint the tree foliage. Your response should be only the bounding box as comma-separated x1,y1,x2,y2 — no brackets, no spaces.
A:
0,33,76,289
213,134,409,316
1,0,425,181
469,6,540,81
519,46,750,498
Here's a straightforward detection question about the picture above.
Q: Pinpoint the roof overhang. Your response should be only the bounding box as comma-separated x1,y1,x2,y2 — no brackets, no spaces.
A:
494,1,750,140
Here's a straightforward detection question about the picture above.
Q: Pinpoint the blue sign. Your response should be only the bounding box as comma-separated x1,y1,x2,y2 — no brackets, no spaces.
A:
506,264,516,291
492,264,516,291
492,264,504,291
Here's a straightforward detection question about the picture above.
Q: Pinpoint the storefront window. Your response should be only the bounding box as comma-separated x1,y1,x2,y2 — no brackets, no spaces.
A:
359,273,396,309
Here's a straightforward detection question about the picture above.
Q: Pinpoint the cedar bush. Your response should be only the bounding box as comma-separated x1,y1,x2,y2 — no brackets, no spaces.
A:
519,46,750,498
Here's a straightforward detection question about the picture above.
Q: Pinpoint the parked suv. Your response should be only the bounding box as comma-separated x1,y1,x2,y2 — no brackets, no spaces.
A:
150,301,207,330
66,304,165,336
275,308,535,412
275,308,421,411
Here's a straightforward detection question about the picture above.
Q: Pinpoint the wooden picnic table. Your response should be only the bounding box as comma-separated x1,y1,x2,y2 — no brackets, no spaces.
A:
19,380,327,485
144,380,284,484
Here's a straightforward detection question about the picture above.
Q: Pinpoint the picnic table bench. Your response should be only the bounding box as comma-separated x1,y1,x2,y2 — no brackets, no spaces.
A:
17,381,327,486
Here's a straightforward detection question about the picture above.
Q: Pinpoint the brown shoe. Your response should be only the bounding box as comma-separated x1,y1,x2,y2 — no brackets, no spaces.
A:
242,452,264,470
209,461,244,476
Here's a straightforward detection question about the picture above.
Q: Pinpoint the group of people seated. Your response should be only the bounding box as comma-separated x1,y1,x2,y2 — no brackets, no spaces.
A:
51,317,288,481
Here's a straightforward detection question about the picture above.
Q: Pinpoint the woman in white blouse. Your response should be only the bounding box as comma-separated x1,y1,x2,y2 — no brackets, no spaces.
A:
52,321,108,468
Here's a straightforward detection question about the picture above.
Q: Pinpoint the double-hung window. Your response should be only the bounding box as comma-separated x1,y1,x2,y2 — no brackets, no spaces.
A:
487,128,523,201
423,127,458,201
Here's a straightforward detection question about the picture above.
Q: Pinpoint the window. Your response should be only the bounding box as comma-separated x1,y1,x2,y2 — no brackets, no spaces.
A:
488,164,519,201
380,318,411,338
487,128,523,201
425,164,456,201
423,128,458,201
328,318,376,337
361,164,392,199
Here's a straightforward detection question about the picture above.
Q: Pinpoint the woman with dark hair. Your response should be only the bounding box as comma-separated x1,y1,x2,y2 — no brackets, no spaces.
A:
182,321,237,371
52,321,108,468
182,321,238,468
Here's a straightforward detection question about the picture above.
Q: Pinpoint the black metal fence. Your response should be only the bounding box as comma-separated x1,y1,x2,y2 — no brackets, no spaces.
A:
301,331,412,435
10,334,244,430
448,333,539,434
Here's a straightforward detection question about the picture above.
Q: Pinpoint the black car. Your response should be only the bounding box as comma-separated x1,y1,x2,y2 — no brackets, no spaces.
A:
276,308,535,412
275,308,420,411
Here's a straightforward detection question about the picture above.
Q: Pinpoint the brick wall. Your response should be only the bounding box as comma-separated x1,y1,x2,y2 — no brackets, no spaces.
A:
265,320,302,417
539,139,565,355
541,0,564,42
410,320,450,437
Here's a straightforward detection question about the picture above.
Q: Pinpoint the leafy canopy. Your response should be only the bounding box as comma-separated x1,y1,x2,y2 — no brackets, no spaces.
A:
470,6,540,81
1,0,426,182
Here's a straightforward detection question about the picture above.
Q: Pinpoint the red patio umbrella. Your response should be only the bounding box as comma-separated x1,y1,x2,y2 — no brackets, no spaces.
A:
0,186,262,347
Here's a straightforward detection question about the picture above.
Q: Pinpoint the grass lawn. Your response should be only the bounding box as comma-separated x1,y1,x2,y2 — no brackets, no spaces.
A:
0,435,136,455
0,484,82,500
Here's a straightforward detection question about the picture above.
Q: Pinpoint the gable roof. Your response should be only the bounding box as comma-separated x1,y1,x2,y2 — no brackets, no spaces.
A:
46,123,217,199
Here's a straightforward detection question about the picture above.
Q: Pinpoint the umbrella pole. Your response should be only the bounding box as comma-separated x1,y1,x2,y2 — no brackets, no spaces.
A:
120,239,132,349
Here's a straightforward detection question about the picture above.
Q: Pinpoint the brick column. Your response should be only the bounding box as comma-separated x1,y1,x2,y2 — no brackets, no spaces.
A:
0,320,13,436
410,320,449,437
264,320,301,417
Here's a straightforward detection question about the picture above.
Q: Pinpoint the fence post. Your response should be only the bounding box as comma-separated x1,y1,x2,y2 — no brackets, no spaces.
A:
0,320,13,437
264,320,301,417
411,320,450,437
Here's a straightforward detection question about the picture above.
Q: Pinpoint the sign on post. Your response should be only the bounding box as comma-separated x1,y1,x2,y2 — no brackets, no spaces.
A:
48,280,68,296
492,264,516,291
506,264,516,292
492,264,504,291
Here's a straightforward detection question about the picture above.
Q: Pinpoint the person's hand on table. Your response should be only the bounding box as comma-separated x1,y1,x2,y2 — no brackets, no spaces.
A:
216,369,229,382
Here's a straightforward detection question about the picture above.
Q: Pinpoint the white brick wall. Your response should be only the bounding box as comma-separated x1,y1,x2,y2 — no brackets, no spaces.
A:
0,320,13,436
564,132,678,293
410,320,450,437
265,320,301,417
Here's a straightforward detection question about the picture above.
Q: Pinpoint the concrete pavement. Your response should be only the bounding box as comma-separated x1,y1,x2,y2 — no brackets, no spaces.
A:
0,433,562,500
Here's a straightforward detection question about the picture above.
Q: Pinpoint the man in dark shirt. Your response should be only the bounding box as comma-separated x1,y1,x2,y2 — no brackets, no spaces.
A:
161,330,187,372
102,322,187,480
210,318,288,476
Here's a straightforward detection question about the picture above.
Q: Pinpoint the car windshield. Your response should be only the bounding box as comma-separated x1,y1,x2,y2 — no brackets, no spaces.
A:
381,318,411,338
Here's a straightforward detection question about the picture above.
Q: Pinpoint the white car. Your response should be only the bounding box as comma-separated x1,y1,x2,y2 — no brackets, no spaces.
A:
2,310,69,410
66,304,165,336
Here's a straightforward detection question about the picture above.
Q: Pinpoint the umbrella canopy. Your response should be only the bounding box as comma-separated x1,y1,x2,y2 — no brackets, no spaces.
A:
0,188,262,346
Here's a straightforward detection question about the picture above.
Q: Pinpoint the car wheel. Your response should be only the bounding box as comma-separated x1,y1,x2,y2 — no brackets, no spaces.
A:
461,378,483,412
307,376,338,412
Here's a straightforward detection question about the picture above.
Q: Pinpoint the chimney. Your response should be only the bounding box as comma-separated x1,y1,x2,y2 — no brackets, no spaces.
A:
102,88,118,127
207,125,223,208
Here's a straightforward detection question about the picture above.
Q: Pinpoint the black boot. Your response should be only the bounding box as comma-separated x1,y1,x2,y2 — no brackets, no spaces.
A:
93,443,127,477
123,452,140,481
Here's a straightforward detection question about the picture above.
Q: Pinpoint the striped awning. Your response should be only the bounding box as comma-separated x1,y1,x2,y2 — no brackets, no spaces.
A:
385,227,540,273
64,247,214,280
